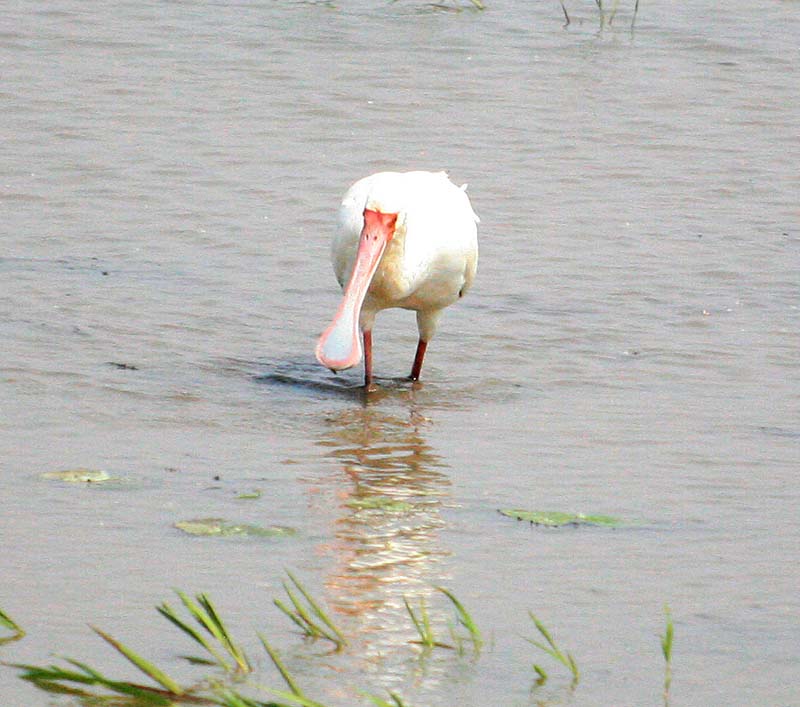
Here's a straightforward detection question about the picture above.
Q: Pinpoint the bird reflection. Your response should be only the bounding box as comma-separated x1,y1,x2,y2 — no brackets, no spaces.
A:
306,392,452,661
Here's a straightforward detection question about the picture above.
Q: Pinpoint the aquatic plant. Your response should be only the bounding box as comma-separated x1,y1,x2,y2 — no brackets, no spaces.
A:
404,587,481,654
438,586,483,654
557,0,641,29
525,613,579,686
0,608,24,646
2,575,674,706
498,509,629,528
157,591,251,674
273,571,347,649
404,595,438,649
661,604,674,704
362,691,413,707
391,0,484,11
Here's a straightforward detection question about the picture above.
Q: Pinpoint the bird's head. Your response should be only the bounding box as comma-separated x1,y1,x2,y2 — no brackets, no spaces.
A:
361,206,398,247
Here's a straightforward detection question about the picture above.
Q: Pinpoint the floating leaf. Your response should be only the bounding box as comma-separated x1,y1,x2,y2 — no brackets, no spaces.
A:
40,469,112,483
236,490,263,500
174,518,296,538
346,496,413,512
499,509,628,528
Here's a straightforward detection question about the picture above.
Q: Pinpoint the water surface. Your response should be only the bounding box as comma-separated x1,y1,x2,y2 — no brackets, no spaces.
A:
1,2,798,705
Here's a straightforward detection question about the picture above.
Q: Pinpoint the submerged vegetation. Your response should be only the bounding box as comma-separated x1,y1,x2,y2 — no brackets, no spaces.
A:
394,0,642,28
274,572,348,649
173,519,297,539
526,612,579,687
661,605,674,703
560,0,642,28
1,571,675,706
498,509,630,528
404,586,482,654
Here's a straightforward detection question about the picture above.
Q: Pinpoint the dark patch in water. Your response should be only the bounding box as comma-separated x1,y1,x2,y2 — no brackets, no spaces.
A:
107,361,139,370
758,426,800,440
255,361,419,402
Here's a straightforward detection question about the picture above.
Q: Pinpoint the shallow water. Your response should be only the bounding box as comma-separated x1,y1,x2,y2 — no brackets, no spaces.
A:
1,1,799,705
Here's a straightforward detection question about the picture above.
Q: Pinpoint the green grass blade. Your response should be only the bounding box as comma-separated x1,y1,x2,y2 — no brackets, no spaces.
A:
566,652,580,684
258,633,304,698
526,613,579,684
13,662,97,687
91,627,185,695
22,659,177,705
362,691,410,707
389,692,408,707
523,636,560,661
528,612,557,652
661,605,674,662
157,600,229,669
214,690,262,707
403,597,434,647
267,689,331,707
196,593,250,672
274,598,316,636
436,587,482,651
0,607,22,633
171,591,249,672
285,572,347,647
177,590,230,647
0,607,25,644
662,604,674,701
420,600,432,643
214,688,292,707
282,584,326,638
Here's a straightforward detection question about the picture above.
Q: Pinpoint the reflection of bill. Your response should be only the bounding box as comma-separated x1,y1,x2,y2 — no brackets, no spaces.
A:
305,402,453,665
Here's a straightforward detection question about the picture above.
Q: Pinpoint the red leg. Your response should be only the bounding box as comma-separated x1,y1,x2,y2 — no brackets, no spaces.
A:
363,329,373,388
410,339,428,381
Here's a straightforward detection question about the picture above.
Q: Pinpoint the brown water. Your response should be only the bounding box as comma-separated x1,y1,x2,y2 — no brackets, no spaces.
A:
1,2,798,705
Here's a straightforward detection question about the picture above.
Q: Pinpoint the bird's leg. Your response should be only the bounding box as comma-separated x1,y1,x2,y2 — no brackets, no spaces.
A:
363,329,374,388
410,339,428,381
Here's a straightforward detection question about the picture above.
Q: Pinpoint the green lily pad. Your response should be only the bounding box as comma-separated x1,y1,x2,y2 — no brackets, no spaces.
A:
40,469,112,483
236,490,263,500
346,496,414,512
499,509,628,528
174,518,296,538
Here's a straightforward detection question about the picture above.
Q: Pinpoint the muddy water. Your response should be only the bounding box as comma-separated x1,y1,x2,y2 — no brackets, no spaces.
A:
1,1,798,705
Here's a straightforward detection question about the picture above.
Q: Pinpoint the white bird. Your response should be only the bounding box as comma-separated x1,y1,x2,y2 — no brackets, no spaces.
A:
315,170,479,388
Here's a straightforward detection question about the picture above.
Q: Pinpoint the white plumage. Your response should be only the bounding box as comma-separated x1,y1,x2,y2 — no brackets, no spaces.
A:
316,171,479,387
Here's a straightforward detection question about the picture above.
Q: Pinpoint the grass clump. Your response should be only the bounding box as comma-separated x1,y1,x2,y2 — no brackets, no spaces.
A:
273,571,347,649
157,591,251,674
438,587,482,654
404,596,437,649
403,587,483,655
403,587,481,655
2,577,675,706
525,612,579,687
557,0,642,29
14,656,186,704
